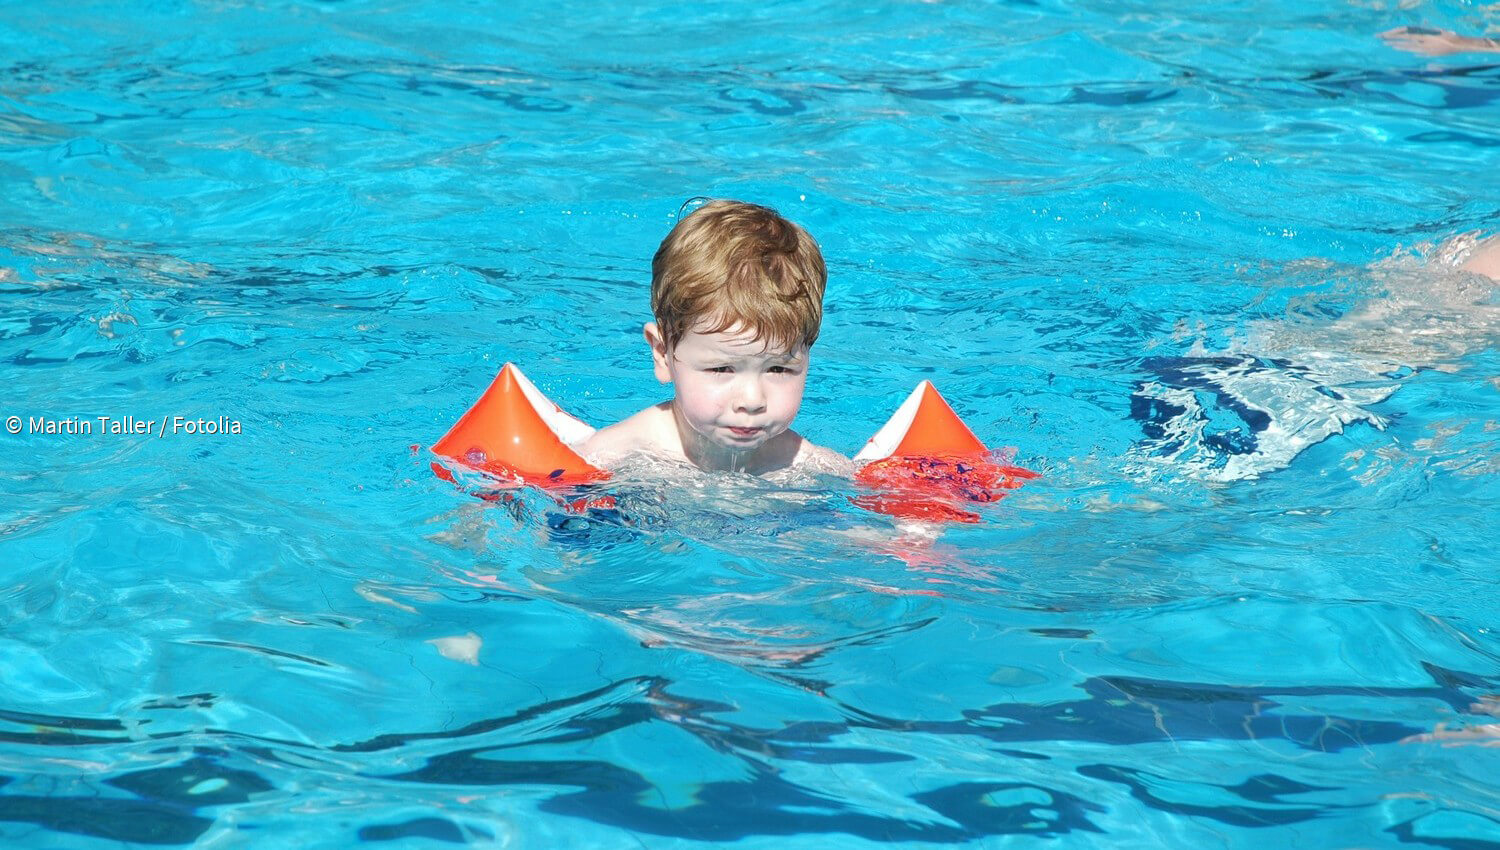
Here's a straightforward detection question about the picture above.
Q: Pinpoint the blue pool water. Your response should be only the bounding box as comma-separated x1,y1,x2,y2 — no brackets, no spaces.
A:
3,0,1499,846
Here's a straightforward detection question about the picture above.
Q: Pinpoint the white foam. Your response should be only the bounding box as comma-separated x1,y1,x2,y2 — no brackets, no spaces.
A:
1130,234,1500,481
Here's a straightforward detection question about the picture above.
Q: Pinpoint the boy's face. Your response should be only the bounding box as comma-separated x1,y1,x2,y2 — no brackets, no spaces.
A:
646,320,809,461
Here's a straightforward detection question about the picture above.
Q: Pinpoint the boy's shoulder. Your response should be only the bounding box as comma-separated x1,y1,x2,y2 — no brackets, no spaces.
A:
789,435,856,476
575,403,677,465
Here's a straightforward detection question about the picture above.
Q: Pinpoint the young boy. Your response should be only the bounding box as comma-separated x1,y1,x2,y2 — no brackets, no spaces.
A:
578,200,853,477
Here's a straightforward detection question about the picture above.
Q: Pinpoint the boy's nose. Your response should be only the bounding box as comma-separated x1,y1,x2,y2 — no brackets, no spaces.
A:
732,377,767,413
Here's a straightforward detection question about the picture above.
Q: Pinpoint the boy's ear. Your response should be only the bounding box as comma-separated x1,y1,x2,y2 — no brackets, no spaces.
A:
643,322,672,384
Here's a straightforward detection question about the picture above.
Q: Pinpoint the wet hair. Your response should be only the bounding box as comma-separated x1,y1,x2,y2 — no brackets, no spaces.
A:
651,199,826,352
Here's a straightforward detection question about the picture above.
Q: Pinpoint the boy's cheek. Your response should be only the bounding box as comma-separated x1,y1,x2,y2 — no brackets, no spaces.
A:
672,377,713,406
675,388,723,422
781,378,808,411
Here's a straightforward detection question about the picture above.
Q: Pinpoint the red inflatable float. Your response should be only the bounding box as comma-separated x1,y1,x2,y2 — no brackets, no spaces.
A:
432,363,1035,522
850,380,1038,522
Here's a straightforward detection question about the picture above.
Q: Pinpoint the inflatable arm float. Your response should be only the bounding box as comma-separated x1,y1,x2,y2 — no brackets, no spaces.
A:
431,363,606,486
850,381,1038,522
432,363,1035,522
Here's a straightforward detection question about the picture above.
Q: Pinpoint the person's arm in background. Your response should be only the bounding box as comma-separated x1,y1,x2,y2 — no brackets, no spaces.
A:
1461,234,1500,281
1379,26,1500,56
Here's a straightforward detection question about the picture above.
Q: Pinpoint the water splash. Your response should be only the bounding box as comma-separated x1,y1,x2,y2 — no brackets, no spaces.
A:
1129,234,1500,481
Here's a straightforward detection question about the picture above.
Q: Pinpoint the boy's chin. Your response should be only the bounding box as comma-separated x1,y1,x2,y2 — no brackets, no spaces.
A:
710,436,766,451
707,428,776,450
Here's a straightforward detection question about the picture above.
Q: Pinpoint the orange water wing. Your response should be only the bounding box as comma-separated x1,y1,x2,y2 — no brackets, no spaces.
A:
432,363,606,485
889,382,988,457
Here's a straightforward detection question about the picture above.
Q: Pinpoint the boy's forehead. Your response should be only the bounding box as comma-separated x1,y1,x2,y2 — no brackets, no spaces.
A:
679,322,805,358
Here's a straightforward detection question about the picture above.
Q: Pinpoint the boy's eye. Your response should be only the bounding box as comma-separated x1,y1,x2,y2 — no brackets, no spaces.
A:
703,364,801,374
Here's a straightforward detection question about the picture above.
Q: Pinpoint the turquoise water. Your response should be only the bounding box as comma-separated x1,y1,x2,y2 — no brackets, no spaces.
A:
3,0,1500,846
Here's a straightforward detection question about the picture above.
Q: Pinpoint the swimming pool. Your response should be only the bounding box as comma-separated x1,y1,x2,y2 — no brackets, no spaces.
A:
2,0,1498,846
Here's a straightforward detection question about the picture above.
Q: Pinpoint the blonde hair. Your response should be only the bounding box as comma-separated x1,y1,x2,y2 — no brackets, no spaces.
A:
651,199,826,352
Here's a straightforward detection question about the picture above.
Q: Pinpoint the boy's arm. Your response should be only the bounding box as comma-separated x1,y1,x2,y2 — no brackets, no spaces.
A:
575,417,641,467
795,440,857,477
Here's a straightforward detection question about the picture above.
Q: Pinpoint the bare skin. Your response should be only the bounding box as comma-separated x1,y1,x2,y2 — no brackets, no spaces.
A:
1379,26,1500,56
1460,233,1500,280
581,400,848,476
577,320,852,477
1403,695,1500,747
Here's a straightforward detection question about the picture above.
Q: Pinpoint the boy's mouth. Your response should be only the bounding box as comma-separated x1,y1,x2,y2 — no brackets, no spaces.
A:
725,426,764,439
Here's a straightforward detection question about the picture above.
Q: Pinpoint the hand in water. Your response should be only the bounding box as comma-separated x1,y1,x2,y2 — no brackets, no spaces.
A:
1378,26,1500,56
